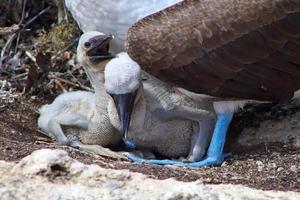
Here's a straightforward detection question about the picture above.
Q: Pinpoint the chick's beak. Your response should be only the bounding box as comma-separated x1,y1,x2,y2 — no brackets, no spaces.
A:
87,34,114,62
110,91,137,139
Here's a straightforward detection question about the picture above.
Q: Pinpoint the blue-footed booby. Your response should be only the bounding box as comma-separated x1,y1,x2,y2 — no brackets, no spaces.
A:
122,0,300,166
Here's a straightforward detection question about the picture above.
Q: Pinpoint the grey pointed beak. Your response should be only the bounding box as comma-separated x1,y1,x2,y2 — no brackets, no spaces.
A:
110,91,137,139
86,34,114,62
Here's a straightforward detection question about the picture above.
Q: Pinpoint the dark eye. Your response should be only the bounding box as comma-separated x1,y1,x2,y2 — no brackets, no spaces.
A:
84,42,91,48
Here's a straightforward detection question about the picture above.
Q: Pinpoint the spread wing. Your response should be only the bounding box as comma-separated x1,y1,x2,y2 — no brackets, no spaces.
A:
126,0,300,102
65,0,182,53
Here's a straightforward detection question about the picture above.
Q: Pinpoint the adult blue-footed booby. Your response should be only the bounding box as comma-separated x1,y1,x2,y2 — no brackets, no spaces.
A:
66,0,300,167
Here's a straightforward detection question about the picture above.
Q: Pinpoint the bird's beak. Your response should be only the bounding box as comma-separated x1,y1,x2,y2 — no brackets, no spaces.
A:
110,91,137,139
87,34,114,63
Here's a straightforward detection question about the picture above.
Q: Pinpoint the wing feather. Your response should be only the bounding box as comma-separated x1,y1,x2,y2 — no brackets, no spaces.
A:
126,0,300,101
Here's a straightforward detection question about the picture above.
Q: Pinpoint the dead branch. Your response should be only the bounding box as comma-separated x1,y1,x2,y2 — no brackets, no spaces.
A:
0,5,52,71
49,74,93,91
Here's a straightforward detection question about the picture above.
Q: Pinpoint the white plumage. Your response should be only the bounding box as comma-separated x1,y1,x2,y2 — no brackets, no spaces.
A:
65,0,182,52
105,53,141,95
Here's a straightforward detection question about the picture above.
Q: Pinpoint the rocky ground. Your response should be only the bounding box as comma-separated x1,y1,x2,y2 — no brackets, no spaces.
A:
0,149,299,200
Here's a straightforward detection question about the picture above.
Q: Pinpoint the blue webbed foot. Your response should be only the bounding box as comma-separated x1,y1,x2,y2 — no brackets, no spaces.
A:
124,140,136,149
125,152,232,167
185,152,232,167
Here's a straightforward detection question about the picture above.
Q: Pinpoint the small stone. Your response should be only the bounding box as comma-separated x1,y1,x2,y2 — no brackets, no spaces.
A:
221,161,228,167
290,165,297,172
256,161,264,172
270,163,277,168
277,167,284,172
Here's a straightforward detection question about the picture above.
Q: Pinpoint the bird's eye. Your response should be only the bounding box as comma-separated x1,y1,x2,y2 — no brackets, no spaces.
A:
84,42,91,48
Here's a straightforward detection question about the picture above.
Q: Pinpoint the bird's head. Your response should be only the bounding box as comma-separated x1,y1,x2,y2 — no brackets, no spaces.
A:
77,31,114,71
104,53,144,139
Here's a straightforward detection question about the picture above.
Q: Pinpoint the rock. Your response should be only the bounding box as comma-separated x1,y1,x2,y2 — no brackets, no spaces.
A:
290,165,297,172
277,167,285,172
233,102,300,149
256,161,264,172
0,149,299,200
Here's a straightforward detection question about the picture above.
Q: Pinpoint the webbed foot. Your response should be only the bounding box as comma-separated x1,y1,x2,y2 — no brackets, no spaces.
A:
125,152,231,167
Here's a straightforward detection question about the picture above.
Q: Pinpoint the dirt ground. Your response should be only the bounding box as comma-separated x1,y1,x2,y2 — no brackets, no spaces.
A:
0,96,299,192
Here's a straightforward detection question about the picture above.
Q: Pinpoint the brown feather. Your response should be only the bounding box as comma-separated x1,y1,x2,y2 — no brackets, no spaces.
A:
126,0,300,102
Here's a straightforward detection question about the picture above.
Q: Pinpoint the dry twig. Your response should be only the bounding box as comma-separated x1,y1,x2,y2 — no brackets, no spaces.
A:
0,5,52,71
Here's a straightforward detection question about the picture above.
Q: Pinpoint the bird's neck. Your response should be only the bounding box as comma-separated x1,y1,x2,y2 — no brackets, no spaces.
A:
83,65,109,114
84,66,104,89
87,59,111,74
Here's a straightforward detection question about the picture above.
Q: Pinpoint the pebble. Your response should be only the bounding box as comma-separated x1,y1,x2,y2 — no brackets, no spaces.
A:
277,167,284,172
256,161,264,172
221,161,228,167
290,165,297,172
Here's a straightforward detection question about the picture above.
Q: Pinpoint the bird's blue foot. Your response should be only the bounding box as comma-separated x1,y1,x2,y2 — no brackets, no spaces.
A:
126,112,234,167
125,152,232,167
124,140,136,149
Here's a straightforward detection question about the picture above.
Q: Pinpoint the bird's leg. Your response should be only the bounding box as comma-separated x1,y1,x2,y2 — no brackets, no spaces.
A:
186,119,214,162
186,112,233,167
48,120,70,145
126,112,233,167
69,137,127,160
48,114,89,145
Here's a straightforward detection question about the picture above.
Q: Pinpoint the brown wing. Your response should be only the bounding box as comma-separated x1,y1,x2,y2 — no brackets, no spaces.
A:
125,0,300,102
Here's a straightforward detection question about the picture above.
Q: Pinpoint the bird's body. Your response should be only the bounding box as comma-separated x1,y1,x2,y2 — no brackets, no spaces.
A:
65,0,182,53
37,90,126,159
38,91,121,148
37,32,125,159
108,85,198,159
106,58,215,159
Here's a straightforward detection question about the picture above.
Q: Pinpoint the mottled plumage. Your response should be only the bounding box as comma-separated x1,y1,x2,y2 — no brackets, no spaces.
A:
38,91,121,148
126,0,300,102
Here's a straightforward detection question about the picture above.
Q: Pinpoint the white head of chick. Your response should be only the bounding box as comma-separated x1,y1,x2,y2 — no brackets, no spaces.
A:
104,53,145,139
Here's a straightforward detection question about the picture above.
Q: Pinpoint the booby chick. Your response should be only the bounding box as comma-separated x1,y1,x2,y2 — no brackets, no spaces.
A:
104,52,217,162
38,32,124,159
